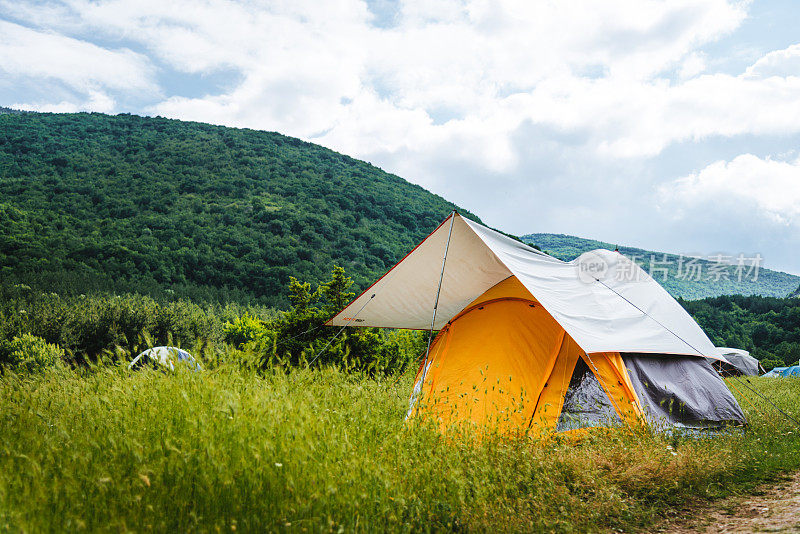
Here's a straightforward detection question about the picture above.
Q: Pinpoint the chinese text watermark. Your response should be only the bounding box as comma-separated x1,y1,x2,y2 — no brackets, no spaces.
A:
576,252,763,284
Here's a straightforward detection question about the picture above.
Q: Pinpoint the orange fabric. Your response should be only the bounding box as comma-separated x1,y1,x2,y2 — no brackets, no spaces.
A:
416,298,563,433
528,334,584,435
409,276,646,435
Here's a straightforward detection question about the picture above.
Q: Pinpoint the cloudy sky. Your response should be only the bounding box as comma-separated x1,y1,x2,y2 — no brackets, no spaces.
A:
2,0,800,274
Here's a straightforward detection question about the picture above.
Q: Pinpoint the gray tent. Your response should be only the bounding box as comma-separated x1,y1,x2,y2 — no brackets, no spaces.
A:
709,347,763,376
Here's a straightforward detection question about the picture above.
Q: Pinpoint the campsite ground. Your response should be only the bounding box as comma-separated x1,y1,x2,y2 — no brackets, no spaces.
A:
1,369,799,532
654,470,800,533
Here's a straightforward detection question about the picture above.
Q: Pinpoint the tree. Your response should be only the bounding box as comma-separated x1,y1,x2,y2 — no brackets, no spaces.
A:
319,265,355,315
255,266,417,374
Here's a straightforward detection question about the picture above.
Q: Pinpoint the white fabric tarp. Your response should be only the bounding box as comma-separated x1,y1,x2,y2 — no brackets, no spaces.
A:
327,213,723,360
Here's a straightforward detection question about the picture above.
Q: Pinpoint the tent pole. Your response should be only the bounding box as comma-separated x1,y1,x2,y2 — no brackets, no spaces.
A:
416,211,457,406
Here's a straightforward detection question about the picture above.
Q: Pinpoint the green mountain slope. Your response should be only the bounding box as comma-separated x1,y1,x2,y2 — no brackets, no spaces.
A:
523,233,800,300
0,112,478,306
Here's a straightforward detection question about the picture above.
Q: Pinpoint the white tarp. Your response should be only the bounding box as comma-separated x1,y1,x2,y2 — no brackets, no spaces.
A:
328,213,723,360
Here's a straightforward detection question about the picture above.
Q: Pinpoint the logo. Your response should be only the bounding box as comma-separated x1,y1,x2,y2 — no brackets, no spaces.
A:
576,251,611,284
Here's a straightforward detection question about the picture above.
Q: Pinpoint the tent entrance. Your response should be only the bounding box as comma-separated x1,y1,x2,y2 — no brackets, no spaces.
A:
556,357,622,432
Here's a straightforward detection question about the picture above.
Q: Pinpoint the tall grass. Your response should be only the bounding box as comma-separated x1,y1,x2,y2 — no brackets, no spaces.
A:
1,368,799,532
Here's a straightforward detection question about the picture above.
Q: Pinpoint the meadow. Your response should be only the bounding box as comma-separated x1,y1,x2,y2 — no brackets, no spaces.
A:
1,365,799,533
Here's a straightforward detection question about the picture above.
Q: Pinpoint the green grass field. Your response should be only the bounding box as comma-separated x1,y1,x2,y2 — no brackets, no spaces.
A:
1,367,799,533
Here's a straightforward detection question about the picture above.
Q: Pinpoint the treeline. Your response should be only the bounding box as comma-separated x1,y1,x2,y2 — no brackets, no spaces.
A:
0,267,426,376
682,294,800,369
0,111,478,307
3,272,798,375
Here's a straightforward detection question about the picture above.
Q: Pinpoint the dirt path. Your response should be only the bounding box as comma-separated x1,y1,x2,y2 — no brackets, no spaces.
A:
654,471,800,533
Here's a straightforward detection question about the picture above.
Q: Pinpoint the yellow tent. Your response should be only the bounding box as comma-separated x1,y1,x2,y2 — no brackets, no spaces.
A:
409,276,642,434
329,213,746,435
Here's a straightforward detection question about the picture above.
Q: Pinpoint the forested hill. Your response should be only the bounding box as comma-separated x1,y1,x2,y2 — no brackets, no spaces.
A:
0,112,478,306
523,233,800,300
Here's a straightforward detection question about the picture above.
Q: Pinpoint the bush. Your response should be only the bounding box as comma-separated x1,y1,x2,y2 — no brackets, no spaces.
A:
761,358,783,371
0,333,65,374
223,313,271,348
0,266,424,376
261,265,424,374
0,292,232,363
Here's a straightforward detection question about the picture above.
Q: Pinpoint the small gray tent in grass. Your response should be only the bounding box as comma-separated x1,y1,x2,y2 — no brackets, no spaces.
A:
709,347,764,376
129,346,201,371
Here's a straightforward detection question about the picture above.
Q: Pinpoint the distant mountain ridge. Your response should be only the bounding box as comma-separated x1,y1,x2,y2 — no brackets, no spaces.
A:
522,233,800,300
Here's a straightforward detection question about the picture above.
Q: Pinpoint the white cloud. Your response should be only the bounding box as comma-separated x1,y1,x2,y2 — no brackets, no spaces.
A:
652,153,800,273
679,52,707,79
745,43,800,78
660,154,800,225
128,0,800,172
523,69,800,159
1,0,752,168
0,19,158,99
13,90,116,113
